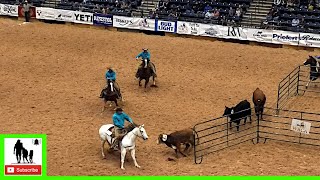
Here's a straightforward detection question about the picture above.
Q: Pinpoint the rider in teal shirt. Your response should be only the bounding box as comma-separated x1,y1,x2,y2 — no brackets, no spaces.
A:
111,108,134,149
135,48,157,78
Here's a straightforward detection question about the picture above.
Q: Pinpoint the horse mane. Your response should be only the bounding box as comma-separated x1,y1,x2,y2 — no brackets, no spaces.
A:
125,123,140,133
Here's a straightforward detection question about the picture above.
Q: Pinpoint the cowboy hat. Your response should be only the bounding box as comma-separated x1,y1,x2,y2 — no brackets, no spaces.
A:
115,107,123,112
142,48,148,51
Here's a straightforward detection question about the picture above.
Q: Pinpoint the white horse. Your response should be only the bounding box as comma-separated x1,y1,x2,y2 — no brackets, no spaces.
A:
99,124,148,170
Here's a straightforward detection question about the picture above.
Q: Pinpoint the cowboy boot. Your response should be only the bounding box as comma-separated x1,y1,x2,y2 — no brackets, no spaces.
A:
110,138,118,149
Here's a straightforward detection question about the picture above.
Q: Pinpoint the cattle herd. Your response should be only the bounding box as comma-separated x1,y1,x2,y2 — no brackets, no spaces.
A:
156,88,266,157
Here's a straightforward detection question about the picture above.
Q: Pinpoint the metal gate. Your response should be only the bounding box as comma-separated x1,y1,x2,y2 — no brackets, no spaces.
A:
276,65,320,111
193,108,320,164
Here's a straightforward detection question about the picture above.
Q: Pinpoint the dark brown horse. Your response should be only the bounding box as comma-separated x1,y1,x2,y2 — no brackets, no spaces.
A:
100,80,122,111
252,88,266,120
137,59,157,88
304,56,320,88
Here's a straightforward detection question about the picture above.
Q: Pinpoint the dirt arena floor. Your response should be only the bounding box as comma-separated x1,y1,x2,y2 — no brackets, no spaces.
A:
1,18,320,175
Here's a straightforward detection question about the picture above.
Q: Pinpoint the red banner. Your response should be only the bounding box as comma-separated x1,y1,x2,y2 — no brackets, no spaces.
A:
5,165,42,175
18,6,36,18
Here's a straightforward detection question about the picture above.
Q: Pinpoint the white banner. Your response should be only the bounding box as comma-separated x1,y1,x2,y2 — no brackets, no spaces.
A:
54,9,74,22
156,20,176,33
198,24,224,38
299,33,320,47
177,21,200,35
36,7,55,20
271,30,299,45
0,4,18,17
73,11,93,25
220,26,247,40
247,28,273,43
291,119,311,135
113,16,155,31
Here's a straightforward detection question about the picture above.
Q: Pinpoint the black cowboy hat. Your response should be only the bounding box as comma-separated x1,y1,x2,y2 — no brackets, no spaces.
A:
115,107,123,112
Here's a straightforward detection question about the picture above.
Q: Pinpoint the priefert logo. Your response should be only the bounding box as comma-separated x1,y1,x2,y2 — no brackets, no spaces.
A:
272,34,298,41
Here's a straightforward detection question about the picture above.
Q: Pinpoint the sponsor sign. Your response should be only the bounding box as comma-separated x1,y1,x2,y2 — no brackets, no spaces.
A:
156,20,176,33
247,29,273,43
93,13,113,26
137,18,155,31
0,4,18,17
18,5,36,18
54,9,73,22
291,119,311,134
36,7,55,20
177,21,200,35
198,24,223,38
4,136,45,176
271,30,299,45
220,26,247,40
298,33,320,47
73,11,93,25
113,16,155,31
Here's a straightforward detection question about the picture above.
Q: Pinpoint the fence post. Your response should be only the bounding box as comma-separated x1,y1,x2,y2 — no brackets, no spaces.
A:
226,116,229,147
257,111,260,144
288,73,291,98
193,127,196,163
296,66,300,96
298,112,303,144
276,82,281,115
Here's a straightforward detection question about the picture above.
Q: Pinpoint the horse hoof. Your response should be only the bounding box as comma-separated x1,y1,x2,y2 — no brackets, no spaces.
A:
121,167,125,170
102,156,106,159
135,165,141,168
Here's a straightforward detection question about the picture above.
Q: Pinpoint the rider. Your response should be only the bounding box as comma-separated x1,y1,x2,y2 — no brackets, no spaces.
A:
110,107,134,149
99,66,120,98
135,48,157,78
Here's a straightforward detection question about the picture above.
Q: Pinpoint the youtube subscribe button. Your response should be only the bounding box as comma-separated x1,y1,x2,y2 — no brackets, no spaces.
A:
5,165,42,175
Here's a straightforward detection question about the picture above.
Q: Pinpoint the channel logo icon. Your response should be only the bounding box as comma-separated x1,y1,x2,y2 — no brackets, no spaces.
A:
7,167,14,173
4,138,43,176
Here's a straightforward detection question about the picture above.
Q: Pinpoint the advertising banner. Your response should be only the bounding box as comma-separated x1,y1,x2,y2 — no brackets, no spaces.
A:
54,9,73,22
113,16,155,31
220,26,247,40
93,13,113,26
177,21,200,35
298,33,320,48
247,28,273,43
73,11,93,25
0,4,18,17
198,23,224,38
156,20,176,33
271,30,299,45
35,7,55,20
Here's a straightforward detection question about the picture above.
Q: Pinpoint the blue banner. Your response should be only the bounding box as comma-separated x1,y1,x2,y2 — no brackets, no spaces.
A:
93,14,113,26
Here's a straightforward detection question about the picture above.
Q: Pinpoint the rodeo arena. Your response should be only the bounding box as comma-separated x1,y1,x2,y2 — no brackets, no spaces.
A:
1,0,320,176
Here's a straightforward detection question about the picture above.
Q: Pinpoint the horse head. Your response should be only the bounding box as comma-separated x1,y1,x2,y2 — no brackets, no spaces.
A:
137,124,148,140
102,80,116,97
304,56,316,66
143,59,148,69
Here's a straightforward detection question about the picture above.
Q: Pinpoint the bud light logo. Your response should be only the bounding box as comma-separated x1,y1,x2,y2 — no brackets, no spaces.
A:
157,21,175,32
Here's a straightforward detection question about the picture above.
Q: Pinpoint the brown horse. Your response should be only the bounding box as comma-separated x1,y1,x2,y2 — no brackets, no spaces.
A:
100,80,122,111
252,88,266,120
137,59,157,88
304,56,320,88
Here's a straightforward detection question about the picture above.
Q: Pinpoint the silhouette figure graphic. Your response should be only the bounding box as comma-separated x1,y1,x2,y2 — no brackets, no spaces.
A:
13,140,23,163
22,148,29,163
29,150,33,163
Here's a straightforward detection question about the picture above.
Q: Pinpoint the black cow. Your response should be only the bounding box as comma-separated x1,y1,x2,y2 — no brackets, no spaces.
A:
223,100,252,131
